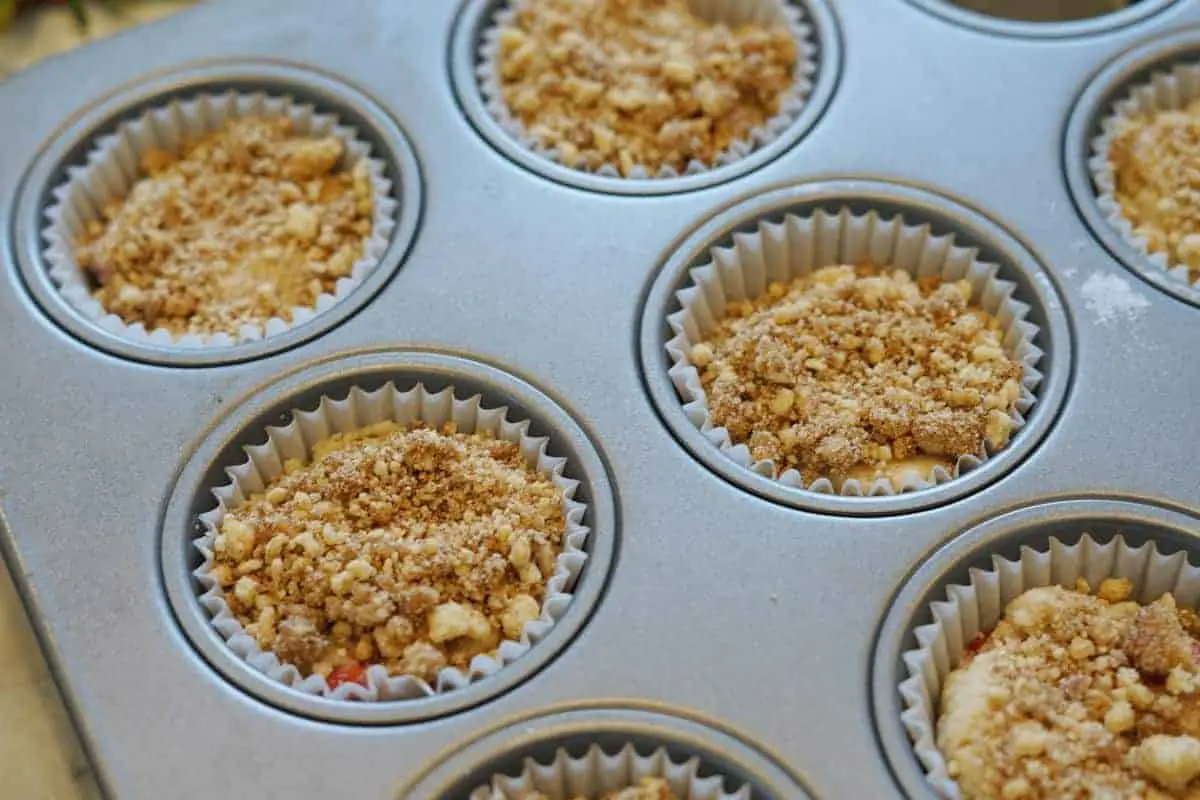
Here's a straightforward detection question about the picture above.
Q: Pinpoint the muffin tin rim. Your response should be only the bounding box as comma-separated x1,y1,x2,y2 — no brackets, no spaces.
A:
637,177,1075,517
400,702,815,799
1065,23,1200,310
869,496,1200,799
158,348,619,725
904,0,1183,39
447,0,844,197
9,57,424,368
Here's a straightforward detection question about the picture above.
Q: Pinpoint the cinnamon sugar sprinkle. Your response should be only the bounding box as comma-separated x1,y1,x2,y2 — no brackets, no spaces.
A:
496,0,798,175
939,580,1200,799
210,422,566,685
1111,97,1200,283
76,116,375,337
691,265,1024,487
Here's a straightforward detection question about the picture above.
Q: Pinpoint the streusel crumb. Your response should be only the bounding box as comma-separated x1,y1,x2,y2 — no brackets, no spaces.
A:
1111,98,1200,283
76,116,375,336
211,422,566,686
693,264,1023,487
520,778,677,800
939,580,1200,799
496,0,797,175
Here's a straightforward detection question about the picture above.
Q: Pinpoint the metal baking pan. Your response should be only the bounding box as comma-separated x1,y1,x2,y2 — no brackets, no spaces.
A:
4,0,1200,796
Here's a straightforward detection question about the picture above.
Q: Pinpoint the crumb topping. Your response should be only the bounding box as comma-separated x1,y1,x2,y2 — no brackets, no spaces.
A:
75,116,375,336
938,580,1200,799
495,0,798,175
520,778,677,800
691,264,1024,487
1111,98,1200,283
210,422,566,685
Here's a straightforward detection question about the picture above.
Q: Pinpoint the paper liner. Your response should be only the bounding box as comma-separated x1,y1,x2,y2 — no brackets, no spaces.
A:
899,534,1200,799
469,743,751,800
42,91,398,349
476,0,817,180
193,382,590,702
665,208,1044,497
1089,61,1200,290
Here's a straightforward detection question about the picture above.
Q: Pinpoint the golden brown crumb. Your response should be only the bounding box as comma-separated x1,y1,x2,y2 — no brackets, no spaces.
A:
211,422,566,684
938,580,1200,799
1110,98,1200,283
693,264,1023,487
519,777,677,800
76,116,374,336
496,0,797,175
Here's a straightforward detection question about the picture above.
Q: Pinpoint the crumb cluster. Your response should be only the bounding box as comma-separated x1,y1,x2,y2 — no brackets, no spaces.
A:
1110,98,1200,282
76,116,375,336
939,580,1200,799
690,265,1023,486
495,0,798,175
520,778,676,800
210,422,566,686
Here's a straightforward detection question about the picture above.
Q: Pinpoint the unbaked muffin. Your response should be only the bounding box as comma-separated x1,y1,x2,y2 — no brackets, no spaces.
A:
939,580,1200,799
209,421,566,688
518,779,677,800
689,264,1024,489
75,115,374,336
494,0,798,175
1109,98,1200,283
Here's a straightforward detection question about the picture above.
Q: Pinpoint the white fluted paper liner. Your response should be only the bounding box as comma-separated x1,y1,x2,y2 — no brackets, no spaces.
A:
42,91,397,348
899,534,1200,800
665,208,1044,497
1089,61,1200,290
477,0,817,180
470,743,751,800
193,382,590,702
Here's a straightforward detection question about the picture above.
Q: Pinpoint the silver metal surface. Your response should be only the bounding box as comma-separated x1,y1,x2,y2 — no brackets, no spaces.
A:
638,180,1073,516
1066,25,1200,309
449,0,842,196
3,0,1200,797
871,498,1200,799
402,704,813,799
161,350,617,725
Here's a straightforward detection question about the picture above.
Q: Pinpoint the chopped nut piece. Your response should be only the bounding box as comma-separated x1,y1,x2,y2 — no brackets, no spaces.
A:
496,0,798,175
212,423,566,681
693,264,1023,487
75,116,374,336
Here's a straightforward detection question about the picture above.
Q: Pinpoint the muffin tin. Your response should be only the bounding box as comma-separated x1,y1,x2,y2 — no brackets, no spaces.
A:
4,0,1200,797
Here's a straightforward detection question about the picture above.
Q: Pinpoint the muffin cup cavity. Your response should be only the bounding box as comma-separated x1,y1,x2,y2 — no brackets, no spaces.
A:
665,207,1044,498
476,0,817,180
1089,61,1200,291
470,743,751,800
42,91,397,349
899,532,1200,799
194,381,589,702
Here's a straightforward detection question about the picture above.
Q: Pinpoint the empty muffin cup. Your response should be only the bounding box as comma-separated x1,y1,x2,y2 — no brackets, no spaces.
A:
476,0,817,180
665,207,1044,498
193,381,589,702
42,91,397,349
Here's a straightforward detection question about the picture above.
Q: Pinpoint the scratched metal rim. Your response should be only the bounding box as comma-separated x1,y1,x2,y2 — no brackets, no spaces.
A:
159,350,617,724
906,0,1180,38
638,178,1074,517
11,58,423,367
401,704,814,799
871,498,1200,798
